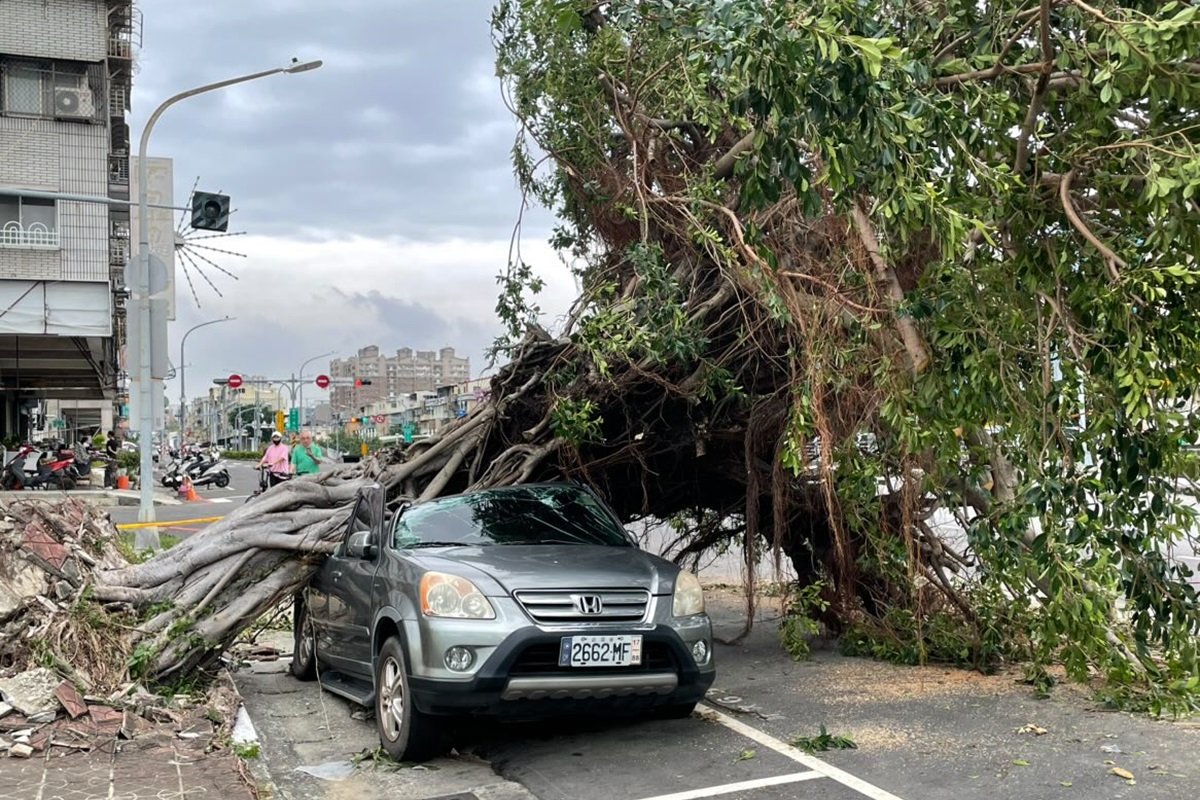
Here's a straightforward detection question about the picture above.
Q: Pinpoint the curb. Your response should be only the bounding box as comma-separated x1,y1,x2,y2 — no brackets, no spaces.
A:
228,680,282,800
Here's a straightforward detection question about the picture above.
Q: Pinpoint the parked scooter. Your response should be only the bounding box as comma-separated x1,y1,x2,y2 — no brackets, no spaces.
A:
1,443,77,490
160,447,230,489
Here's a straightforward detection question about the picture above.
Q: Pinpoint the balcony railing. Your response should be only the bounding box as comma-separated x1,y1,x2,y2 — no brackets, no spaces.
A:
0,222,60,249
108,154,129,185
110,238,129,266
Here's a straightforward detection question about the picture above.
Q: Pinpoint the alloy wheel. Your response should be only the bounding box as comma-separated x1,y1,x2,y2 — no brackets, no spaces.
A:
378,656,405,741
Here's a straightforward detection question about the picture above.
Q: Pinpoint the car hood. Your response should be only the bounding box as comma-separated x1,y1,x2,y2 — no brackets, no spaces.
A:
414,544,678,595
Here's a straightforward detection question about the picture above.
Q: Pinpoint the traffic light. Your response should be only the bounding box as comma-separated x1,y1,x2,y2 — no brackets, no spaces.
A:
354,378,373,387
191,191,230,232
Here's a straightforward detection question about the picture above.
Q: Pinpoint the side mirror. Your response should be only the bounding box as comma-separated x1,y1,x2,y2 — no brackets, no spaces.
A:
346,531,377,559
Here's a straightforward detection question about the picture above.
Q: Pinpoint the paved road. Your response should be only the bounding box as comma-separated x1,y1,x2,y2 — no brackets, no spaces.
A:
107,460,262,531
232,593,1199,800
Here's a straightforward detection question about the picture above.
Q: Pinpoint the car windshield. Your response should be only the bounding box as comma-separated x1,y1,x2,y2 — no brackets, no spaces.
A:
393,485,631,549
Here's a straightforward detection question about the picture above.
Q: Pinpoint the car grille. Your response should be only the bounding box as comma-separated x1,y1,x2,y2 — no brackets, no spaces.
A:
509,641,676,674
513,589,650,624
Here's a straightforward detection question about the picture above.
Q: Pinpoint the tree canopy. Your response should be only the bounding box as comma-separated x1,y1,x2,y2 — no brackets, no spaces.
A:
492,0,1200,712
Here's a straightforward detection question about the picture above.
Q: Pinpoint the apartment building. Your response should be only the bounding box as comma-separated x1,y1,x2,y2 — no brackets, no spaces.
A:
329,345,470,412
0,0,137,440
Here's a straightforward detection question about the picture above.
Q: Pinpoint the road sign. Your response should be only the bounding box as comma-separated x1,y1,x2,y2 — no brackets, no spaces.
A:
373,414,386,424
227,373,243,389
287,408,300,432
315,374,330,389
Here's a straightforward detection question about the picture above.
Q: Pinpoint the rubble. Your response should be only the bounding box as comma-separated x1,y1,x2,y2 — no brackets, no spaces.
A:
0,667,62,716
9,741,33,758
0,554,47,621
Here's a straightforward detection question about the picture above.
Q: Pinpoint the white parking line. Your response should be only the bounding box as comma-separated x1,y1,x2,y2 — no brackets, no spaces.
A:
699,705,905,800
632,772,824,800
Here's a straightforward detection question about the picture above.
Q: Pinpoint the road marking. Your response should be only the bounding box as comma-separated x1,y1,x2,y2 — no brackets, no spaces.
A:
699,705,906,800
116,515,225,530
631,771,823,800
208,497,233,504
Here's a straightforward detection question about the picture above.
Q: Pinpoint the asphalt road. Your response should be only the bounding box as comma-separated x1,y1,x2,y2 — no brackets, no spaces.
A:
107,459,263,531
231,593,1199,800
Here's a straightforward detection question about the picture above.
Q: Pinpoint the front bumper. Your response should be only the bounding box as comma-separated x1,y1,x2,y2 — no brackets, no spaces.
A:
407,624,715,716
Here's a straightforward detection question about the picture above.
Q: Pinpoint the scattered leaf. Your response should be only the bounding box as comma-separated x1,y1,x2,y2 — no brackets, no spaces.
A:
1012,759,1030,767
733,748,756,763
1060,781,1073,787
1016,723,1048,736
1109,767,1134,780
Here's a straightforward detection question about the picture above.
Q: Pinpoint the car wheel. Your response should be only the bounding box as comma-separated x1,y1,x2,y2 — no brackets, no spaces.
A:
654,701,698,720
375,636,443,762
214,471,230,488
290,596,317,681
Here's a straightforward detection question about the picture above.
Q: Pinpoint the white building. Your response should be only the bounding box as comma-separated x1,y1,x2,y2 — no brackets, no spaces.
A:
0,0,138,441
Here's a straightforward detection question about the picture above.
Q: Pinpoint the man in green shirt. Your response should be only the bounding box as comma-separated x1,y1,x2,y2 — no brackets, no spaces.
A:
291,430,326,476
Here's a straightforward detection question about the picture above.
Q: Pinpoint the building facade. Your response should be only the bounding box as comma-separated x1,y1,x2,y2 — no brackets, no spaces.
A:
0,0,137,441
329,345,470,412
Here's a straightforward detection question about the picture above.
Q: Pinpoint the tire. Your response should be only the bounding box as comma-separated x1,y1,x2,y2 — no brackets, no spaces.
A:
375,636,443,762
654,701,698,720
214,471,230,488
161,476,173,487
290,596,317,681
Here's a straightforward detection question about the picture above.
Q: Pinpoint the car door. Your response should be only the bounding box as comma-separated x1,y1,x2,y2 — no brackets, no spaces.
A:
316,485,385,677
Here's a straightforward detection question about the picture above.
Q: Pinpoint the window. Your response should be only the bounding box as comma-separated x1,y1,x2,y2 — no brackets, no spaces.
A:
0,195,59,248
0,58,99,121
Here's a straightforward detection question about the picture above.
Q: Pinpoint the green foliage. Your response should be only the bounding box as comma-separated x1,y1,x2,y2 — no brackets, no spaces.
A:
221,450,265,460
779,581,830,661
115,449,140,474
494,0,1200,713
790,725,857,754
550,397,604,444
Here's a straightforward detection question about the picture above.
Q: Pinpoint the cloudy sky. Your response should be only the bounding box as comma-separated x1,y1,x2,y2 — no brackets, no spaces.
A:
129,0,576,408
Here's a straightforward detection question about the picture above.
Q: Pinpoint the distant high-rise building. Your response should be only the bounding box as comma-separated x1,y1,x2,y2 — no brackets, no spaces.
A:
329,345,469,412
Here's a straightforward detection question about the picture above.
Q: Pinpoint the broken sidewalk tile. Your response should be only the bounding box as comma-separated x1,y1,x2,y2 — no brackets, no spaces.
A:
8,742,33,758
0,667,63,716
20,527,70,570
55,681,87,719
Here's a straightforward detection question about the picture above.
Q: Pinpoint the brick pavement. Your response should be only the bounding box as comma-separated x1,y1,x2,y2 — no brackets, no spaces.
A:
0,711,254,800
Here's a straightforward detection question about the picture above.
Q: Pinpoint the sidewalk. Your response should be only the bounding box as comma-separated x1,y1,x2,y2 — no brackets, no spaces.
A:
0,487,182,507
0,704,252,800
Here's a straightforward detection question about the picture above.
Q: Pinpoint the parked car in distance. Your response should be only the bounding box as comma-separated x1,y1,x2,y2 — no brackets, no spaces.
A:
291,482,715,761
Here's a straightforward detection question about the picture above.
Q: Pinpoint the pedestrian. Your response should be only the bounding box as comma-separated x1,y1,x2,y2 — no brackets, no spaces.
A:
291,429,326,476
258,431,291,487
103,429,120,488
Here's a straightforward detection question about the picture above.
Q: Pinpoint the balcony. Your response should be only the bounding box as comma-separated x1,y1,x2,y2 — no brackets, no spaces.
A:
0,222,60,249
108,154,129,185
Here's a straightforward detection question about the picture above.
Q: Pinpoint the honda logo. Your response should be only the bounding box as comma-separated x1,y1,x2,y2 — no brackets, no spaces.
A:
573,594,603,615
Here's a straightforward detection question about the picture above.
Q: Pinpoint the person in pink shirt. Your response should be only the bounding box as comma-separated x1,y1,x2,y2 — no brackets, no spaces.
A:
259,431,291,487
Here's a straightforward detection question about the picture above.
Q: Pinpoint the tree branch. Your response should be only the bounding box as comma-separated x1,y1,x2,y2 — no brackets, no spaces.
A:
1059,169,1125,281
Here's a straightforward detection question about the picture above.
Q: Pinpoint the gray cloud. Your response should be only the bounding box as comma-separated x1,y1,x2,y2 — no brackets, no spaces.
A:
132,0,546,241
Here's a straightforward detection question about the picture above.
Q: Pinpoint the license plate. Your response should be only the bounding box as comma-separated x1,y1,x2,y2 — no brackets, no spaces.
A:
558,635,643,667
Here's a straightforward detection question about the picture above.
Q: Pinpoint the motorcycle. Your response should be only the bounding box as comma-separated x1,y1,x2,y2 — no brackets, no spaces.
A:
1,443,77,490
160,448,230,489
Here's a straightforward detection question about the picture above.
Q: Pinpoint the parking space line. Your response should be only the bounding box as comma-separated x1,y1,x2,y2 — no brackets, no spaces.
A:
699,706,905,800
631,772,824,800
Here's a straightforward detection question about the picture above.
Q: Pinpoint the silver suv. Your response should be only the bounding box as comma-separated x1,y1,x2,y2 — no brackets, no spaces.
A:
291,483,715,760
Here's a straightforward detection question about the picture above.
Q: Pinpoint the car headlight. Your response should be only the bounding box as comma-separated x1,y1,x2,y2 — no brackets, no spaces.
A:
672,571,705,617
419,572,496,619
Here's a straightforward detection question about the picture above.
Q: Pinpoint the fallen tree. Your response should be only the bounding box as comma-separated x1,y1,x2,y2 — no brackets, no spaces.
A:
2,0,1199,713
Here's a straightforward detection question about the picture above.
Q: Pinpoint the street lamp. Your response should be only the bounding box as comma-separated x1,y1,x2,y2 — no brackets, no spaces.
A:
178,316,234,443
132,59,322,548
297,350,335,430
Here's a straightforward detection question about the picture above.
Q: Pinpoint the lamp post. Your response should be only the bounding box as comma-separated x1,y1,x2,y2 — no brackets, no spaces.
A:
178,316,234,444
297,350,335,430
133,59,322,549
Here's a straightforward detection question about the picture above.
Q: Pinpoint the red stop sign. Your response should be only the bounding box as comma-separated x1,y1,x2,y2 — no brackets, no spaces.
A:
227,373,243,389
315,374,330,389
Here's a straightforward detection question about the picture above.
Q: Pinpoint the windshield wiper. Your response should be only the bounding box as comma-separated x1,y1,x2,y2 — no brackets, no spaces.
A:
403,540,489,549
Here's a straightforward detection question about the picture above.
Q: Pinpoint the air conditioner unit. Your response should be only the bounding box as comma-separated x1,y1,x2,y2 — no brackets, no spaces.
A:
53,87,95,119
